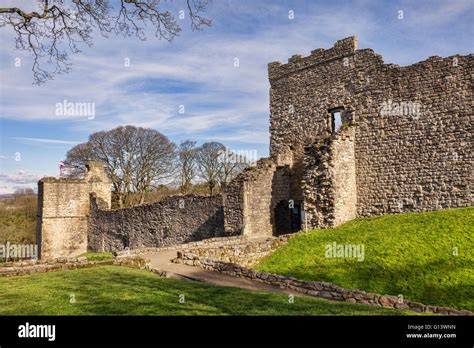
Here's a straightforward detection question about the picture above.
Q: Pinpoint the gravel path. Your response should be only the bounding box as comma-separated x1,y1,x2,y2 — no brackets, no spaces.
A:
144,249,294,296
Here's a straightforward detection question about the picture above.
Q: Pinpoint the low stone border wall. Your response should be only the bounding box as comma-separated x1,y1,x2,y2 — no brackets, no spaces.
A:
0,256,149,277
115,234,291,260
174,252,473,316
177,235,291,267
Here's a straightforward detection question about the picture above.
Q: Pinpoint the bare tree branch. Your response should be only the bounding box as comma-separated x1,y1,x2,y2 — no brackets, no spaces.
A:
0,0,212,84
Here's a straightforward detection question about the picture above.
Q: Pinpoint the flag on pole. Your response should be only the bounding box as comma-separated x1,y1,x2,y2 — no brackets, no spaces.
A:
58,160,65,176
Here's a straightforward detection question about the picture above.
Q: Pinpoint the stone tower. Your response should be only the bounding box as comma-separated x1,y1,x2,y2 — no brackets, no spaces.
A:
223,36,472,236
37,161,111,259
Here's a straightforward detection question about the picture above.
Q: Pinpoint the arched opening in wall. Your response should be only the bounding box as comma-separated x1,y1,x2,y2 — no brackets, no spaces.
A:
273,200,302,235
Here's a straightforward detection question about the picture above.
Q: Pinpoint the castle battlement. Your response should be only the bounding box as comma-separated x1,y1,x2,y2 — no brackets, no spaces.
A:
268,36,359,81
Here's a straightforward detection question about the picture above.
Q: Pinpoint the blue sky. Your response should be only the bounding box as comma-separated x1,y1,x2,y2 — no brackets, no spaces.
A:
0,0,473,194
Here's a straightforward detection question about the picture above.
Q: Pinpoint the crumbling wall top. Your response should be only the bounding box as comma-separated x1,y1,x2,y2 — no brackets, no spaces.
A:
85,160,111,182
268,36,359,81
38,160,111,184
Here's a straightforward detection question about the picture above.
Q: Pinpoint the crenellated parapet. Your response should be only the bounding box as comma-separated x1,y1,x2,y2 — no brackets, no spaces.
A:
268,36,359,81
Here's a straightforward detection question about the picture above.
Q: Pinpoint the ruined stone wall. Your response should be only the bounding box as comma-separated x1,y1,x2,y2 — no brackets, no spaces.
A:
88,195,224,252
269,36,473,222
332,127,357,225
223,158,276,237
353,50,473,215
37,161,111,259
223,158,293,236
176,235,291,267
303,126,357,228
303,138,335,228
269,37,358,160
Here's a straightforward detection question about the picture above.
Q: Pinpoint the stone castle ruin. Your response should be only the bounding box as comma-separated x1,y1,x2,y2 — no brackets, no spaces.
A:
37,161,112,259
37,36,473,259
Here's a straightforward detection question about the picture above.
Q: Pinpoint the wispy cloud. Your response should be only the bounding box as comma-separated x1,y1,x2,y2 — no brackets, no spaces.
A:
12,137,80,145
399,0,474,27
0,171,41,185
201,130,269,145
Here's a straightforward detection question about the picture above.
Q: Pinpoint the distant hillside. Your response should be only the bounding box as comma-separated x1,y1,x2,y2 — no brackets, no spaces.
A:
0,194,15,200
0,194,37,244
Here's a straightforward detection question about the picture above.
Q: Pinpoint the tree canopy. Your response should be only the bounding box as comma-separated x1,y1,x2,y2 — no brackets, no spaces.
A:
65,125,252,207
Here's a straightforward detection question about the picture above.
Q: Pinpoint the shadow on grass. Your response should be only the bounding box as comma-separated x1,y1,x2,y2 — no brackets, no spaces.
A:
0,266,412,316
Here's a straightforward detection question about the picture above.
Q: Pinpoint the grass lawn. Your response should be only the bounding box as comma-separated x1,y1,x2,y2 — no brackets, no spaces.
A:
79,252,113,261
0,265,416,316
257,207,474,311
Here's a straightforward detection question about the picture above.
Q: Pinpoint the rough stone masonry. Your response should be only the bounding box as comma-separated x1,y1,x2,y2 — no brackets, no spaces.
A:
37,161,112,259
37,36,473,259
37,161,226,259
224,36,472,235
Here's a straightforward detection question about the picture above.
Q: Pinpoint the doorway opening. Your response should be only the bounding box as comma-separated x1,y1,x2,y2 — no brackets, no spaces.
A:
273,200,302,235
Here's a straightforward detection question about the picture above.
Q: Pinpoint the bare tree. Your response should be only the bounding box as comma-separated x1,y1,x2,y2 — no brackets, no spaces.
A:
216,148,249,187
0,0,212,84
66,129,126,205
132,127,177,204
13,187,35,196
177,140,197,193
66,125,176,207
195,142,224,195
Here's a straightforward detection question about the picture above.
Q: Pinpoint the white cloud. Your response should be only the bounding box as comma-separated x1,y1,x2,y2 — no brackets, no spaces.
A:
12,137,80,145
400,0,474,27
0,187,14,195
0,171,41,185
201,130,269,145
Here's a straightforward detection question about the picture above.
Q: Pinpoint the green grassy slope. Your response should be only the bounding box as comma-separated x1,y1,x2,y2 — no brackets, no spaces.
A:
257,207,474,311
0,266,415,316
